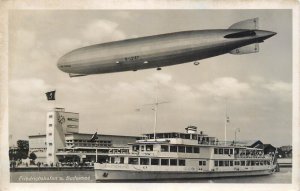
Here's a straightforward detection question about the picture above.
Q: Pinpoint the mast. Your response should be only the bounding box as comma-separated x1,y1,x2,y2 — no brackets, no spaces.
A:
224,99,229,146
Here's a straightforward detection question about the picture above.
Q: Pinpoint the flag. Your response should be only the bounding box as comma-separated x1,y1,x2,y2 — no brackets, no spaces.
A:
45,90,56,100
89,132,98,142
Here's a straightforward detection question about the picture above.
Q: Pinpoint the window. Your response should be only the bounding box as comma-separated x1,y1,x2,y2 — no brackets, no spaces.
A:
260,161,264,165
246,161,251,166
67,118,78,122
251,161,255,166
230,161,233,166
141,145,145,151
214,148,218,154
128,158,139,165
186,146,192,153
192,134,197,140
224,149,229,155
111,157,115,163
241,161,245,166
146,145,153,151
170,146,177,152
214,161,218,166
48,153,52,156
179,160,185,166
219,161,224,166
140,158,149,165
193,147,200,153
170,159,177,166
199,160,206,166
48,133,52,136
225,161,229,166
178,146,185,153
219,149,223,154
161,159,169,166
49,124,53,127
161,145,169,152
49,143,53,146
230,149,233,155
49,115,53,118
151,158,159,165
234,161,240,166
120,157,124,164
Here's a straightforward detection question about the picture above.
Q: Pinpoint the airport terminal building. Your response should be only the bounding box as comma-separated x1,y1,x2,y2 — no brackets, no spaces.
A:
28,108,138,165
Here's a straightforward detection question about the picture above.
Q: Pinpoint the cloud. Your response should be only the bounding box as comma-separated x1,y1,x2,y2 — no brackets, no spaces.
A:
81,19,126,44
263,81,292,102
197,77,252,99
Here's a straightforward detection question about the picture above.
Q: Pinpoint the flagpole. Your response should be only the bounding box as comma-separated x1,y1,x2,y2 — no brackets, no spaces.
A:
224,99,228,146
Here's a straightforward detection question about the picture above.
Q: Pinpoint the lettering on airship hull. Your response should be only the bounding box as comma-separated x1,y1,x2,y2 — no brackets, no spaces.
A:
124,56,140,62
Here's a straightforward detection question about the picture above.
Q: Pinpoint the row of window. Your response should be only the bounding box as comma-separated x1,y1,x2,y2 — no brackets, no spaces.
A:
214,148,234,155
48,115,78,122
214,160,271,167
127,157,186,166
161,145,200,153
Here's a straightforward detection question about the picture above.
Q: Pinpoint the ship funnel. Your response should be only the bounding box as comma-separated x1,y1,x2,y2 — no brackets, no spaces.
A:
185,126,197,134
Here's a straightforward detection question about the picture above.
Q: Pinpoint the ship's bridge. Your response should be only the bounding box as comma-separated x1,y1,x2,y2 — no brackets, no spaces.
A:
138,126,218,145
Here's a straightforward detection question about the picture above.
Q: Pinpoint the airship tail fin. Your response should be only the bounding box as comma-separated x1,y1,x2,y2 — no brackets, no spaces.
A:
230,43,259,55
229,18,259,30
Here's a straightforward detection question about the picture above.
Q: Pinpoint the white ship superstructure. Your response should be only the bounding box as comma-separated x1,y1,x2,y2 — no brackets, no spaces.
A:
94,126,277,181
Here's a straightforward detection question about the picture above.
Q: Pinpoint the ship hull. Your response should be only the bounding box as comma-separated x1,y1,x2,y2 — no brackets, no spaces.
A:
95,168,274,182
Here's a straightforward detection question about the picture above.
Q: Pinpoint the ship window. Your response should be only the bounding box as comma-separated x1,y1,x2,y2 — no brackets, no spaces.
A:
49,115,53,118
185,134,190,139
128,158,139,165
140,158,149,165
180,134,185,139
234,161,240,166
170,146,177,152
170,159,177,166
120,157,124,164
224,149,229,155
219,149,223,154
133,145,139,151
193,147,200,153
214,148,218,154
161,159,169,166
141,145,145,151
111,157,115,163
219,161,224,166
161,145,169,152
146,145,153,151
192,134,197,140
241,161,245,166
199,160,206,166
230,161,233,166
267,161,270,165
214,161,218,166
178,146,185,153
264,161,267,165
260,161,264,165
251,161,255,166
186,146,193,153
256,161,260,166
151,158,159,165
247,161,251,166
179,160,185,166
225,161,229,166
230,149,233,155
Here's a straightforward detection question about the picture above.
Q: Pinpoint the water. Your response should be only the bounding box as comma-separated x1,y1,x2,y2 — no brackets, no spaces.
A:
10,168,291,183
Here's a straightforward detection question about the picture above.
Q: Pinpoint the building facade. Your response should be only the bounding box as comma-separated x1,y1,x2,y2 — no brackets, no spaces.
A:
28,108,138,165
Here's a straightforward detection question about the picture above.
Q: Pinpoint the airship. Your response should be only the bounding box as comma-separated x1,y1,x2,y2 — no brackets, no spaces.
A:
57,18,276,77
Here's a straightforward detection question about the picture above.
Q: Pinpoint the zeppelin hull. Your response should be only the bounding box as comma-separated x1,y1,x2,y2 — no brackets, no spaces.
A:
95,169,274,182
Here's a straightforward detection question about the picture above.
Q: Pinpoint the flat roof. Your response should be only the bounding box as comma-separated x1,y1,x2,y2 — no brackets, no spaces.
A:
65,133,139,138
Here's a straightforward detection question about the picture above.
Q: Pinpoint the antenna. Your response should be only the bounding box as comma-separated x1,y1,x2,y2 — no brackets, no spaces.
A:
136,82,169,141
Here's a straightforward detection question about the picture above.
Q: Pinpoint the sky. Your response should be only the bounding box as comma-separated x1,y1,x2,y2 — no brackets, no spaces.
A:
8,10,292,147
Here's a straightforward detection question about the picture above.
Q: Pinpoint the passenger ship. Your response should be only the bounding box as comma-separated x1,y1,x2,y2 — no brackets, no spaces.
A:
94,126,277,181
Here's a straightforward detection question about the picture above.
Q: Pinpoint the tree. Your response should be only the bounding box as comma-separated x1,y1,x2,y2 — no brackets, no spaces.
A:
17,140,29,159
29,152,37,161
